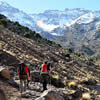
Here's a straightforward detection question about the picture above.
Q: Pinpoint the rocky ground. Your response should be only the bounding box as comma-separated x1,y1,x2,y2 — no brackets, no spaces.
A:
0,27,100,100
1,65,100,100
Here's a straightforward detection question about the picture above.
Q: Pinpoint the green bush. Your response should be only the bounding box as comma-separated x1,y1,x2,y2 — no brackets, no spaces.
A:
74,52,81,57
35,33,41,38
65,52,70,58
67,48,73,53
0,14,6,19
13,21,22,27
57,43,62,47
24,31,36,38
0,19,8,27
24,32,30,38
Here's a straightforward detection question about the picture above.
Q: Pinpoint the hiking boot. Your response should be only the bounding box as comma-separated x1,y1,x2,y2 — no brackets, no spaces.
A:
45,88,47,90
41,88,47,92
41,89,45,92
24,88,26,92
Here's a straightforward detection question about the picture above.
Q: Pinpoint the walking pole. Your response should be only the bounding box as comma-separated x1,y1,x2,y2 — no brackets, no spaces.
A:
39,67,42,91
19,81,22,100
49,71,52,91
50,74,52,90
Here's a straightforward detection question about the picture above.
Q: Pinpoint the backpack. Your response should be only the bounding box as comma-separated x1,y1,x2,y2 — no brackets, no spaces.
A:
19,64,27,75
47,62,51,71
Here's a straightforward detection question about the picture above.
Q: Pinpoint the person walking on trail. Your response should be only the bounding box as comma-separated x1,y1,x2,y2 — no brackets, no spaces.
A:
40,61,51,92
17,62,29,93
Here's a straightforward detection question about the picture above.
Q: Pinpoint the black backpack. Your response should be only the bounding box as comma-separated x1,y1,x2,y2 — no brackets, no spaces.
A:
47,62,51,71
19,64,27,75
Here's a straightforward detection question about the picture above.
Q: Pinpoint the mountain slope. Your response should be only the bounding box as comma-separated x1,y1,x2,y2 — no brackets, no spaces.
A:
0,1,36,30
1,26,100,100
54,14,100,57
1,14,100,100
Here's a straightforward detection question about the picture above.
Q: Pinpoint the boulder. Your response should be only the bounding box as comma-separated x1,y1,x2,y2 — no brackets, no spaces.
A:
72,89,82,99
0,68,10,80
31,72,65,88
82,92,91,100
72,89,91,100
51,75,65,88
81,79,97,85
35,90,65,100
8,80,19,89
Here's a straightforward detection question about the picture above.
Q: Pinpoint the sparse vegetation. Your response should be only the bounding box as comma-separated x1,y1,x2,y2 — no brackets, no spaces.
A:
0,14,6,19
0,14,60,47
57,43,62,47
74,52,81,57
24,32,31,38
67,48,73,53
0,19,8,27
65,52,70,58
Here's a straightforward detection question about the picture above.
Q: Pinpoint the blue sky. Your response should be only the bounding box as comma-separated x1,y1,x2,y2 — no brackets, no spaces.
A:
3,0,100,14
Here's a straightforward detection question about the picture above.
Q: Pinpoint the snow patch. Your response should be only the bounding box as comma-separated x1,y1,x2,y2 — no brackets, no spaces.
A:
96,22,100,29
66,12,95,27
51,33,58,36
37,20,59,32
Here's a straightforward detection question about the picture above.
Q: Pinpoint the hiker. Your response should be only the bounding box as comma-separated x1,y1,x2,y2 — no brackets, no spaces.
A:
40,61,51,92
17,62,29,93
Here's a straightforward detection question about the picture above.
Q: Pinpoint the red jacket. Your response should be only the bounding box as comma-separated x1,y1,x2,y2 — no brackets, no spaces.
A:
42,64,47,72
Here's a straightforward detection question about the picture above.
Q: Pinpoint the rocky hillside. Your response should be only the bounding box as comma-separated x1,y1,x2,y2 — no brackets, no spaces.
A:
54,16,100,58
0,27,62,66
1,1,100,58
0,15,100,100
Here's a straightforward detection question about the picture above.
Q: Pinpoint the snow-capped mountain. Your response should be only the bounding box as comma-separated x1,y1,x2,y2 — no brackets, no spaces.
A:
30,9,100,39
1,0,100,37
30,8,90,26
30,8,90,35
1,0,100,56
0,0,93,36
0,0,36,30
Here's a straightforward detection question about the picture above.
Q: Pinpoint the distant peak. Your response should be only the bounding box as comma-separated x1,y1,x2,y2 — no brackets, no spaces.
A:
0,0,10,7
44,9,59,13
65,8,90,12
73,8,86,10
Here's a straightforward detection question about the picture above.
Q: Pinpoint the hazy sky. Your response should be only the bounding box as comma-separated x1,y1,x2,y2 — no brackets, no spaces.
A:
2,0,100,14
